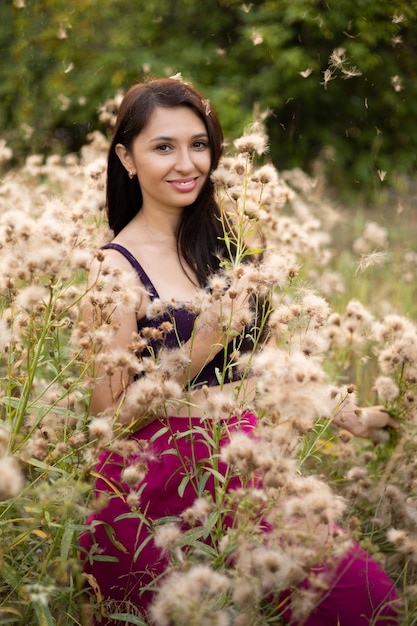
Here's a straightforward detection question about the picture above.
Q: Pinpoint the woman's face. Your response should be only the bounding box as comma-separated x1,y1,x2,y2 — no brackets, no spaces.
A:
119,106,211,214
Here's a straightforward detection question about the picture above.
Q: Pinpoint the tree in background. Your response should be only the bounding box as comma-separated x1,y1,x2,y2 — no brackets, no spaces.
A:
233,0,417,192
2,0,416,193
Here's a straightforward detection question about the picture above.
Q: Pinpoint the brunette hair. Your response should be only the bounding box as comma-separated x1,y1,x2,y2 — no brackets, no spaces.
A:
107,77,226,286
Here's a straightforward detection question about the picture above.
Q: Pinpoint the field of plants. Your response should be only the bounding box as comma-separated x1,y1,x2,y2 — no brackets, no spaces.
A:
0,98,417,626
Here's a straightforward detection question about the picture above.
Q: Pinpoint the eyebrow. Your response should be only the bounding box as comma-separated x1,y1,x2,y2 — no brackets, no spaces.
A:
148,132,209,144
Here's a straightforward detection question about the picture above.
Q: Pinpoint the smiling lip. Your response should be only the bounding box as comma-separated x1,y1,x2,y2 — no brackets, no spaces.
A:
167,177,199,192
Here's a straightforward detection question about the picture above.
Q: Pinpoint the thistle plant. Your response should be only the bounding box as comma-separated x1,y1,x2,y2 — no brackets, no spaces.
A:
0,109,416,625
0,135,110,625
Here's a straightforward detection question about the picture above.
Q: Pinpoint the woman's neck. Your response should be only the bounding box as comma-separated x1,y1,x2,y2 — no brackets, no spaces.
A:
135,209,179,242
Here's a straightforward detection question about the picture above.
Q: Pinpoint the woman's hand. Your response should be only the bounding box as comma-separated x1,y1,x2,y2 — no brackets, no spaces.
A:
179,285,251,385
334,405,400,442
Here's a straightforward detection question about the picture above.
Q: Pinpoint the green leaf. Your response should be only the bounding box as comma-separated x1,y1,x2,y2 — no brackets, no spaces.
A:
204,467,226,485
153,516,181,526
149,426,169,442
133,533,154,562
103,523,129,553
60,522,75,563
197,471,211,496
33,601,55,626
178,473,191,497
107,614,147,625
176,425,216,448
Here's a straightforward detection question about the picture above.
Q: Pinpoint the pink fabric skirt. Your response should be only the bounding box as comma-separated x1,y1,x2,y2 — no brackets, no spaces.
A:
80,413,400,625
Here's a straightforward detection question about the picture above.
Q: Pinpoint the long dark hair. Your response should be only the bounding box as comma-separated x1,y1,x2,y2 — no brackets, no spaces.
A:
107,77,226,286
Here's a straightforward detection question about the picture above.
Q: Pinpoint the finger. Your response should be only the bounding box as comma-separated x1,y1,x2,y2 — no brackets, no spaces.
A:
385,416,401,429
366,408,401,430
360,409,388,428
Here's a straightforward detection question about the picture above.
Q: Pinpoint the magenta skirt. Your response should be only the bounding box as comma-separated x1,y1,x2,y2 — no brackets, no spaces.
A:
80,413,400,625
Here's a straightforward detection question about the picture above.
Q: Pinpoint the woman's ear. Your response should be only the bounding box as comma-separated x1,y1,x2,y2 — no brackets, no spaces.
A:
115,143,136,177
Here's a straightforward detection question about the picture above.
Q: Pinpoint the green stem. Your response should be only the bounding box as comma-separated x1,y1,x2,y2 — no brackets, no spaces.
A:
8,286,55,452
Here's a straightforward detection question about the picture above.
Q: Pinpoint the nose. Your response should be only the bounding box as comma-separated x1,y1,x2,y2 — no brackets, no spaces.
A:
174,148,194,173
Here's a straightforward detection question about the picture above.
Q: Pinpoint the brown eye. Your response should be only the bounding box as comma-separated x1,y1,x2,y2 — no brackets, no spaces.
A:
155,144,172,153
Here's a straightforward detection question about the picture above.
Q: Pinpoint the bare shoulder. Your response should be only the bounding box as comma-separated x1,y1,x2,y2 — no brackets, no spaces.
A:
85,245,149,318
87,245,141,289
91,245,134,274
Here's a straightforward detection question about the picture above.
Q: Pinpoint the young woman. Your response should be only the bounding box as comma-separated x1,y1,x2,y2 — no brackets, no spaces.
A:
80,78,399,625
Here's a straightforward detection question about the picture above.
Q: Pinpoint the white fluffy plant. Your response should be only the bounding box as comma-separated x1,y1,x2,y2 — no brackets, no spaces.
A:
0,135,111,624
0,119,368,625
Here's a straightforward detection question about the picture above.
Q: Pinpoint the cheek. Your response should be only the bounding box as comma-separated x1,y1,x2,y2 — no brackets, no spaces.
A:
135,159,158,181
198,153,212,174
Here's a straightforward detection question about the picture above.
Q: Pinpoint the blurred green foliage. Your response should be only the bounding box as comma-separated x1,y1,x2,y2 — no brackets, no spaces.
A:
1,0,416,194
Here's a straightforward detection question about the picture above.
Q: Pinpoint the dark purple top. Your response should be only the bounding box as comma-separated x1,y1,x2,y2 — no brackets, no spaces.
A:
102,243,248,387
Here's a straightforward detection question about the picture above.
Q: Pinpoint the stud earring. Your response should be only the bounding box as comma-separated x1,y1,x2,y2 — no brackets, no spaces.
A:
128,170,134,179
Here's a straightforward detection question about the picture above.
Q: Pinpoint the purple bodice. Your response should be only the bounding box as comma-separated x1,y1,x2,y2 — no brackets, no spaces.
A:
102,243,240,387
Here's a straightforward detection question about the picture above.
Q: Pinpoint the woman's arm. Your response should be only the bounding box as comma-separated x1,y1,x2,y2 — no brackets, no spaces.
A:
333,404,399,441
83,252,146,419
